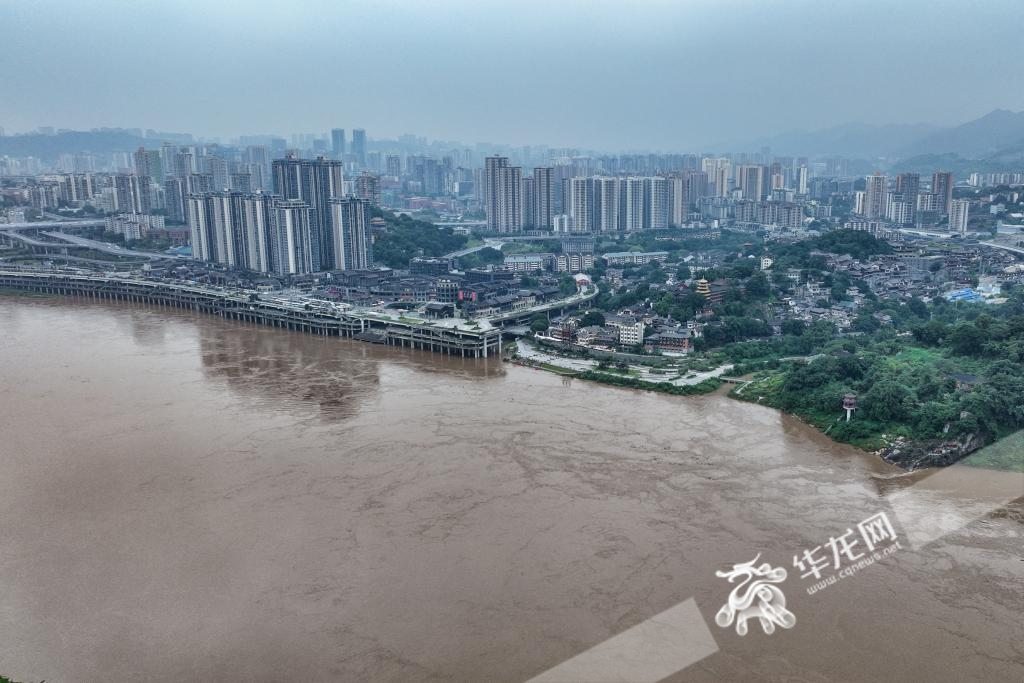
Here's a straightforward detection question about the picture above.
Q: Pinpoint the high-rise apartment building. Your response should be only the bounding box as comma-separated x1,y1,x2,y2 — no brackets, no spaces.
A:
210,191,246,269
619,177,646,232
60,173,95,203
355,173,381,207
329,197,373,270
272,154,344,270
272,199,315,275
702,157,731,197
532,167,554,230
863,172,887,219
208,155,229,191
133,147,163,183
565,177,593,233
736,165,767,202
484,156,523,233
241,193,275,273
164,177,186,223
522,176,536,229
385,154,401,177
331,129,346,159
230,173,252,194
592,177,619,233
351,129,367,167
669,176,688,227
932,171,954,215
645,176,670,229
174,151,196,178
188,172,214,196
187,190,315,275
948,199,969,235
186,194,214,262
245,145,271,190
112,173,150,213
886,193,913,225
894,173,920,224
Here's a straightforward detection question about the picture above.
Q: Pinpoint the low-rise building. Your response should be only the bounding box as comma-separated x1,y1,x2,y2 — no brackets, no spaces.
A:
602,251,669,266
605,315,646,346
504,253,554,272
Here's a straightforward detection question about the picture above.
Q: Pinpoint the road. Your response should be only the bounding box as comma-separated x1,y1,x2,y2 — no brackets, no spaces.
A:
1,228,183,261
40,232,183,260
1,220,106,231
516,339,733,386
981,240,1024,256
444,233,571,259
444,238,506,259
487,283,599,323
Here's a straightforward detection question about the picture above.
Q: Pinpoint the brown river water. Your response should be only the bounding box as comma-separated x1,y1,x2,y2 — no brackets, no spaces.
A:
0,295,1021,683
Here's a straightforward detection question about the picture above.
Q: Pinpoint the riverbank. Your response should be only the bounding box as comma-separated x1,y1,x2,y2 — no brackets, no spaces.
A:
512,338,728,395
732,369,1024,472
515,338,1023,472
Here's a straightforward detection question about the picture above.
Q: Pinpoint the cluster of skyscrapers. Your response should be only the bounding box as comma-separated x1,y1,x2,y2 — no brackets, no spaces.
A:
855,170,967,232
186,153,373,276
482,155,813,233
2,125,983,258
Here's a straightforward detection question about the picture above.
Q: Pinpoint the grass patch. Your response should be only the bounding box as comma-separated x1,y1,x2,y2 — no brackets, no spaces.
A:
579,370,721,396
959,430,1024,472
538,362,578,376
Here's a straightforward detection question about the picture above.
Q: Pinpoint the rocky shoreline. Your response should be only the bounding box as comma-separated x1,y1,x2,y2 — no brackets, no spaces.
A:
878,432,988,470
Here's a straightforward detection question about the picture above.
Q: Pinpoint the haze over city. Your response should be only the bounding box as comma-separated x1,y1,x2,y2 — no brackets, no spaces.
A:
3,0,1024,149
2,3,1024,683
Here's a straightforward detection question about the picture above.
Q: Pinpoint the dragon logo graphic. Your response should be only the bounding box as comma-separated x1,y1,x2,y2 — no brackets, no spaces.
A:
714,554,796,635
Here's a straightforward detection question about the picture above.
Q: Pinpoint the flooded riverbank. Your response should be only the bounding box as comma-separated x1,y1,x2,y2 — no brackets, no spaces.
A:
0,296,1021,682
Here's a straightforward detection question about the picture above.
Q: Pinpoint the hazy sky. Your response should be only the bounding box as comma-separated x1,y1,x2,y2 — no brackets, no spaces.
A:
2,0,1022,150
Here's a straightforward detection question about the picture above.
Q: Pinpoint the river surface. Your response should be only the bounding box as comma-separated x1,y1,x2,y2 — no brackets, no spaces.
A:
0,295,1021,683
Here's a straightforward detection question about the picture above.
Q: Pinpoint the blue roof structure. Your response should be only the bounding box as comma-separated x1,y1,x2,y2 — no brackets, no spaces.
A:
944,288,982,303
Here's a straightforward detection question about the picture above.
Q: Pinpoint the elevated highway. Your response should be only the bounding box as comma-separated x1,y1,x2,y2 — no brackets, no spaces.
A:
1,220,106,231
0,227,179,261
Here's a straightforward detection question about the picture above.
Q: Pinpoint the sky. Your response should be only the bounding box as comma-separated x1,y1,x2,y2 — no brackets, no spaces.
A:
1,0,1022,151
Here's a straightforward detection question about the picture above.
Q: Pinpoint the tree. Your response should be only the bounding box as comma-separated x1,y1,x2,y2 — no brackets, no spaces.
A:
948,322,987,356
745,272,770,299
371,210,469,268
781,319,806,337
852,313,880,333
458,247,503,270
863,381,911,422
912,319,947,346
913,401,956,437
907,297,929,318
580,310,606,327
730,260,756,279
530,315,549,333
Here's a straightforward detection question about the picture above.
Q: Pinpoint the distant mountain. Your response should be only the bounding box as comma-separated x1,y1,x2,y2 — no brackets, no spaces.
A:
0,131,149,161
716,109,1024,161
714,122,941,158
888,152,1024,180
887,153,975,177
897,109,1024,158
